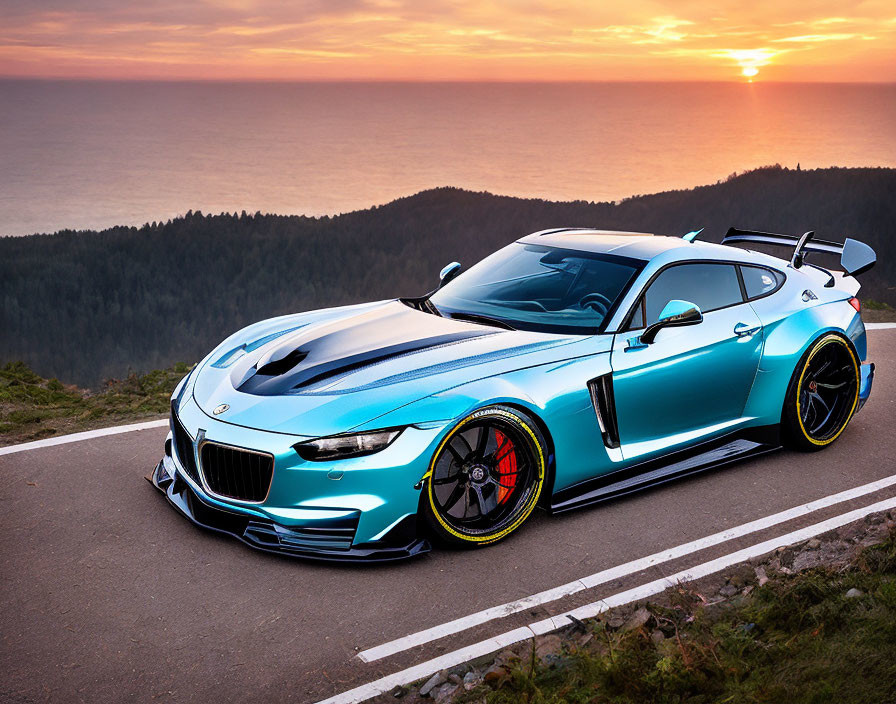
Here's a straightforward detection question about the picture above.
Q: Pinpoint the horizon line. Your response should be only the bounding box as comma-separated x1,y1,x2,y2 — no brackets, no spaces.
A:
2,75,895,86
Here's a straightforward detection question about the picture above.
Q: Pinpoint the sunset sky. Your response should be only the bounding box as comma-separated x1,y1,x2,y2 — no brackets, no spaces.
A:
1,0,894,82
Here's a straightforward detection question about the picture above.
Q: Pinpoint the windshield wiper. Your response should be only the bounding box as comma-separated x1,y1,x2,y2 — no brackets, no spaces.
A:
447,312,516,331
400,296,443,316
424,298,443,317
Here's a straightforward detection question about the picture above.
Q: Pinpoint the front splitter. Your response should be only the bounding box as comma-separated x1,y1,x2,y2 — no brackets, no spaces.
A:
149,459,431,563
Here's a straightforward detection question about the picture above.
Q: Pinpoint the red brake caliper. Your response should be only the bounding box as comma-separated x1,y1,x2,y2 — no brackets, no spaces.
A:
494,429,517,504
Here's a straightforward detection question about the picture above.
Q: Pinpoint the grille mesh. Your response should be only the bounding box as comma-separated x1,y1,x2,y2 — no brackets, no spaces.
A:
200,443,274,503
170,408,200,484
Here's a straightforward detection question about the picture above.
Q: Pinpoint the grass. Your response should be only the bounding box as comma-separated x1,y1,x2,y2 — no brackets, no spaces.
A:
478,530,896,704
861,299,894,311
861,299,896,323
0,360,191,445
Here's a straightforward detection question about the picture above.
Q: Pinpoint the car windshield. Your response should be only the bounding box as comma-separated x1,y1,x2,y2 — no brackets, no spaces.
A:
429,243,644,334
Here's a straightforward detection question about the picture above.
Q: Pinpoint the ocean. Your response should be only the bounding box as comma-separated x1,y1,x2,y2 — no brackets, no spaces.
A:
1,80,893,236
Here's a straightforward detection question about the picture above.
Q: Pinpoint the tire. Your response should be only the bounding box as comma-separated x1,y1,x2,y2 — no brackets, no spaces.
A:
781,333,860,452
421,406,547,547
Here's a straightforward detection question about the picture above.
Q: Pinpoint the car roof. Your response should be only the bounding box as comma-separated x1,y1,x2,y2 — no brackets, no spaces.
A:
517,228,787,268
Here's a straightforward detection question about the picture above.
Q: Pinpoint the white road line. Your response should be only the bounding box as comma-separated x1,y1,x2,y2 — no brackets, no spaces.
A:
0,419,168,456
865,322,896,330
357,471,896,663
321,495,896,704
529,494,896,633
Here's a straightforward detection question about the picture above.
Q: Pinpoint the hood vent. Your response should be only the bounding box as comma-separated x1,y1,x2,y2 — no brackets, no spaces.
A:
255,348,308,377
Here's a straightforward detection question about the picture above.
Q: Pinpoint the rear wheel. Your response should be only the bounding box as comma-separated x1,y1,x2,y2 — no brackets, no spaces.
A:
782,334,859,452
422,407,546,547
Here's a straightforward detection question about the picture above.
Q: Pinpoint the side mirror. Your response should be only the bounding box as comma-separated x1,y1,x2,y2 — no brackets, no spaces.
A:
841,238,876,278
438,261,462,288
639,300,703,344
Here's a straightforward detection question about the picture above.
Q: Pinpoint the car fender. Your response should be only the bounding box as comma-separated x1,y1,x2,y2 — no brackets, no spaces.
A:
743,300,863,423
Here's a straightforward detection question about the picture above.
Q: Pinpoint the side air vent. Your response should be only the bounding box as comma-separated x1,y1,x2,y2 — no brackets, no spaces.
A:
170,404,201,484
588,375,620,449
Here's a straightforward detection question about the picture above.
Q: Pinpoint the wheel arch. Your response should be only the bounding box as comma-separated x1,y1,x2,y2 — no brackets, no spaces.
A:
743,301,862,426
778,328,859,422
493,401,557,504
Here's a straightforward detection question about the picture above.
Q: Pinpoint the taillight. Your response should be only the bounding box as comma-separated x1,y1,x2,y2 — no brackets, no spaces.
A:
849,297,861,313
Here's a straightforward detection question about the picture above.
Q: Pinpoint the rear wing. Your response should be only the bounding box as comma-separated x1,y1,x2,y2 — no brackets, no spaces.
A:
722,228,876,278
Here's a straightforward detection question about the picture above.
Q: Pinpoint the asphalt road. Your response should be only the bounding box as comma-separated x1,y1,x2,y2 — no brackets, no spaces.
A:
2,330,894,704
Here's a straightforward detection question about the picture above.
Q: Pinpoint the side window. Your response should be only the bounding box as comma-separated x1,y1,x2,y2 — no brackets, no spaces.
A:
741,265,783,299
643,263,743,324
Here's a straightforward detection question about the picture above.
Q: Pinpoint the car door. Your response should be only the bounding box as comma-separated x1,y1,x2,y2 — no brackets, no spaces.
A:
609,262,763,461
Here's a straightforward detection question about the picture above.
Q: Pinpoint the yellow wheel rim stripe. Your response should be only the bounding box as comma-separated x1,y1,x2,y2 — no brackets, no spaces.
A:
795,334,859,446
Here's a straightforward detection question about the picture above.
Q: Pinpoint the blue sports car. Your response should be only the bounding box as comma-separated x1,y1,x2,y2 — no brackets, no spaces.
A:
151,227,877,561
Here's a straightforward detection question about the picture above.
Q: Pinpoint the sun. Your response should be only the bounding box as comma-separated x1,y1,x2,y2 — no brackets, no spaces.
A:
718,48,777,81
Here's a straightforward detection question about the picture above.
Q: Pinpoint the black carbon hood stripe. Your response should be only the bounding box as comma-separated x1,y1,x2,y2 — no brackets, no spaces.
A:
236,329,494,396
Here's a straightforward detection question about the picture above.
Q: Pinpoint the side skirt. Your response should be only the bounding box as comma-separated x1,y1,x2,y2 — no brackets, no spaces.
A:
549,426,781,514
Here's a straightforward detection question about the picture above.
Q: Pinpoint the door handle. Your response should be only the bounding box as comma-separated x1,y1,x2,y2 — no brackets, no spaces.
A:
734,322,761,337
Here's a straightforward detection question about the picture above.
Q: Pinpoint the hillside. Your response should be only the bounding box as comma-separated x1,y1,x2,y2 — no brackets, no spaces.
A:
1,166,893,387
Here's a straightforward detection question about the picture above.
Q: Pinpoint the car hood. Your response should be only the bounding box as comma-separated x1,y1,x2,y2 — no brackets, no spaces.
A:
191,300,592,437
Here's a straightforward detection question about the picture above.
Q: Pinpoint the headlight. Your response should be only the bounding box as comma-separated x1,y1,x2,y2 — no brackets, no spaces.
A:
294,429,403,461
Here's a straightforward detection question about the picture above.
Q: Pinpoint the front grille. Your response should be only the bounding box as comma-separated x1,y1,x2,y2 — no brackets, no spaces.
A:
170,407,200,484
243,515,359,552
200,442,274,503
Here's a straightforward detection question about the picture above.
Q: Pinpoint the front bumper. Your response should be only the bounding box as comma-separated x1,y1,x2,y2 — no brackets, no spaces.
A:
150,393,442,562
150,456,430,562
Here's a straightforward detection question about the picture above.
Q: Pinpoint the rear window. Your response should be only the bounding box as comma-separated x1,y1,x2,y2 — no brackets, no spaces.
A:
741,265,784,299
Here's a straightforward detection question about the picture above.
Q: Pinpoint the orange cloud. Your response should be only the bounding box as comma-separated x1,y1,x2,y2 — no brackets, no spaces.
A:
0,1,893,81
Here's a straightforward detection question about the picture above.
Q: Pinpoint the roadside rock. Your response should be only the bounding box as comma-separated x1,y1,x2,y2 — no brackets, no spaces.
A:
420,671,446,697
845,588,863,598
495,649,518,666
807,538,821,549
621,608,652,632
433,683,458,704
778,547,796,568
838,523,865,543
483,664,508,685
755,566,769,587
792,550,824,571
462,671,483,691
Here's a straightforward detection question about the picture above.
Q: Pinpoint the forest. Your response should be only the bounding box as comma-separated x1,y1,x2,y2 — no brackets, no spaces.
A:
1,165,893,387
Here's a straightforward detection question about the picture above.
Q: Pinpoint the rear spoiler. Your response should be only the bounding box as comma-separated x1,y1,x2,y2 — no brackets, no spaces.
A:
722,228,876,278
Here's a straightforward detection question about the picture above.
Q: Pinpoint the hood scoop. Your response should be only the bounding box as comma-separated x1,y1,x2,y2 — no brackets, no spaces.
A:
254,348,308,377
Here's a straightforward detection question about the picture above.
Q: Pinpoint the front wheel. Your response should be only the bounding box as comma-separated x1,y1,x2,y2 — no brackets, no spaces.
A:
782,334,860,452
422,407,546,547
